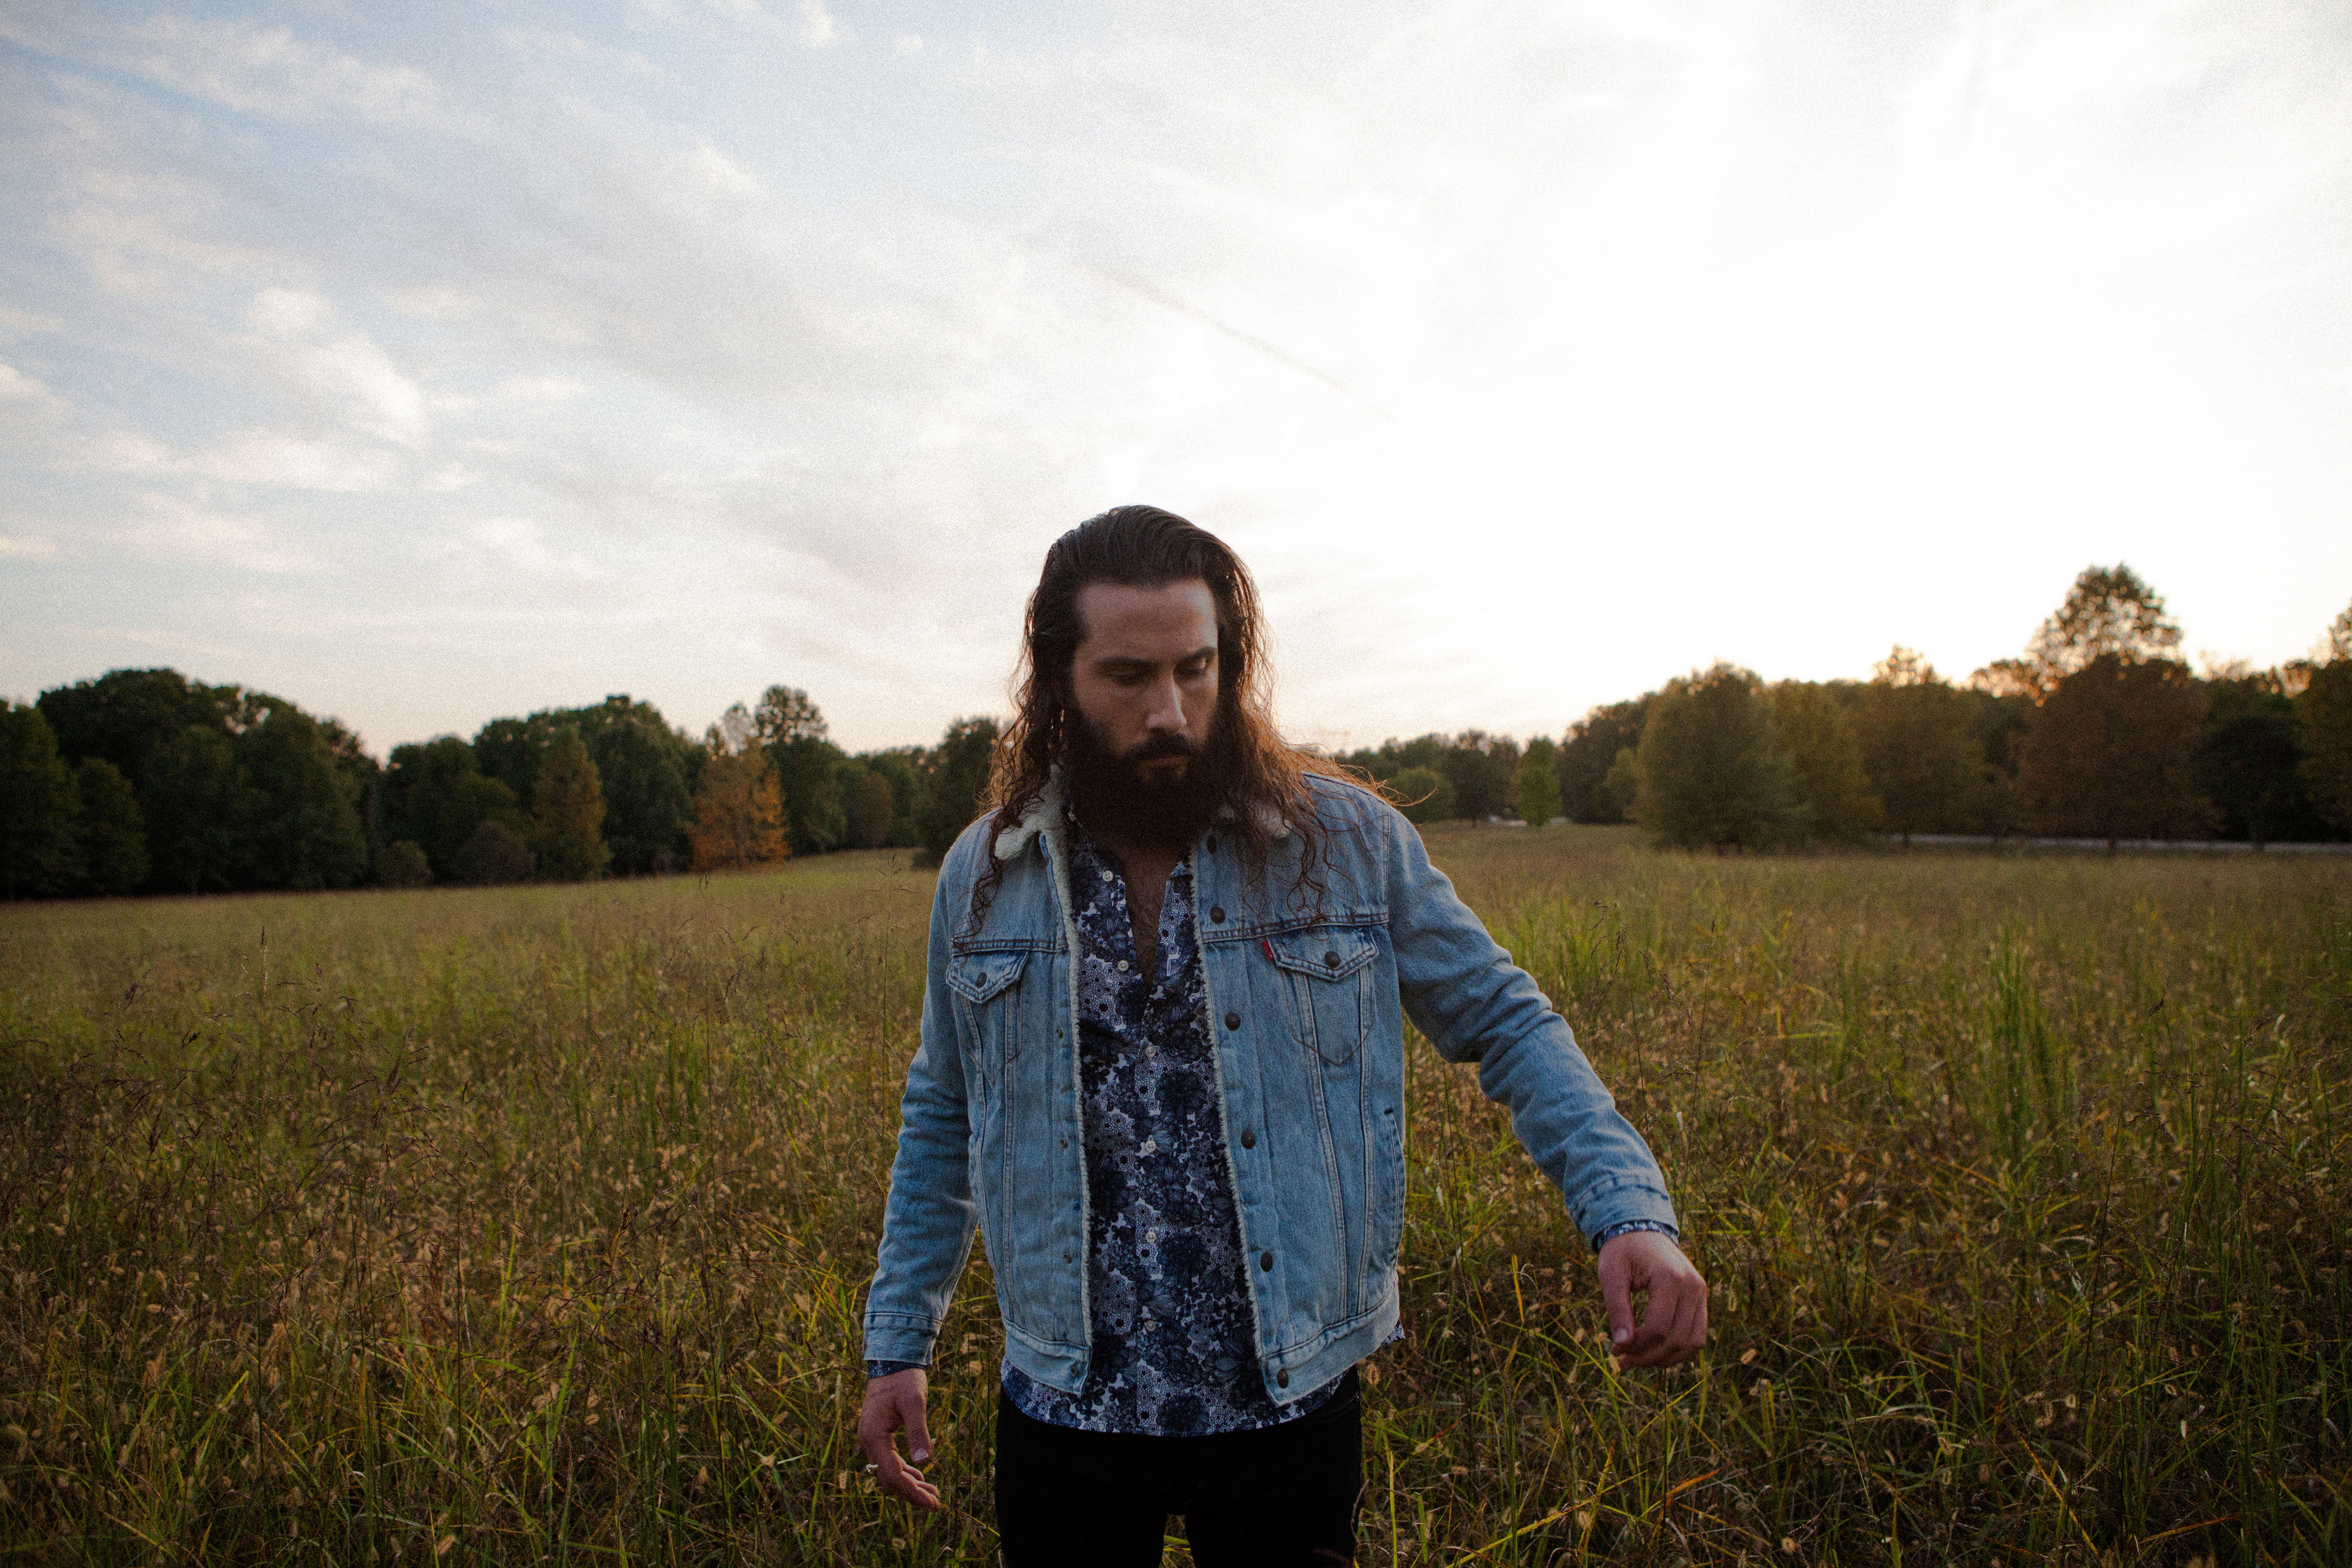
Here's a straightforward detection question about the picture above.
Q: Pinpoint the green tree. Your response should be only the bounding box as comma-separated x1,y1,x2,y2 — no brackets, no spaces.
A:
72,757,148,895
372,841,434,888
0,702,80,898
846,763,895,849
382,737,524,879
1388,766,1456,825
1513,736,1561,827
144,726,260,893
530,727,610,881
1439,732,1520,821
452,820,536,885
860,748,928,847
2193,675,2322,846
1603,747,1638,820
2018,654,2208,845
1559,697,1651,823
2296,657,2352,836
475,696,692,875
1851,649,1982,839
1633,663,1800,850
1768,682,1882,841
918,716,1000,863
236,705,369,890
36,668,230,793
756,685,848,854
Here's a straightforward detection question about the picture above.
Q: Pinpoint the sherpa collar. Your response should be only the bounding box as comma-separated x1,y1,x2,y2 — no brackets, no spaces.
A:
991,767,1291,861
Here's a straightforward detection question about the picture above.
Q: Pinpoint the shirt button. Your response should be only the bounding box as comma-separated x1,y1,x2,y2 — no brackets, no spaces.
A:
1276,1369,1289,1388
1116,959,1129,971
1240,1129,1256,1149
1145,1044,1157,1057
1225,1012,1241,1030
1259,1250,1273,1271
1325,951,1340,967
1209,905,1225,923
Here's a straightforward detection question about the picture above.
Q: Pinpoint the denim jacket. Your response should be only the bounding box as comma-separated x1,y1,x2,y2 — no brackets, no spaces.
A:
861,772,1677,1408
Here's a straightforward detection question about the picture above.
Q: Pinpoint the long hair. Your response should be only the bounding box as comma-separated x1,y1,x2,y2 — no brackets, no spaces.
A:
972,505,1354,927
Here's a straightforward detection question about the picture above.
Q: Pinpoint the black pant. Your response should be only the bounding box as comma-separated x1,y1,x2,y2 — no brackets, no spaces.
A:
993,1369,1362,1567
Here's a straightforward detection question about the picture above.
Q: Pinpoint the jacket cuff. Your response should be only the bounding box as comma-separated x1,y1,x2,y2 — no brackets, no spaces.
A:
1572,1176,1679,1249
861,1316,941,1366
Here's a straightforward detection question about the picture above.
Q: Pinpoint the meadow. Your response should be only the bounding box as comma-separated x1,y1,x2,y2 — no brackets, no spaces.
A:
0,826,2343,1565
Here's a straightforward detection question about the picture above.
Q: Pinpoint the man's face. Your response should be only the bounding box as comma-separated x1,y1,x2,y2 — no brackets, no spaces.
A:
1066,578,1221,793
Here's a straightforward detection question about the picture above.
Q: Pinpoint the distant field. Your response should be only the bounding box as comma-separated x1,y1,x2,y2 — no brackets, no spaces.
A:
0,828,2344,1565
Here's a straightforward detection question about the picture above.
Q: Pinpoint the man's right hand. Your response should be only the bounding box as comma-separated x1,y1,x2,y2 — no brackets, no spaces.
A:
854,1367,941,1510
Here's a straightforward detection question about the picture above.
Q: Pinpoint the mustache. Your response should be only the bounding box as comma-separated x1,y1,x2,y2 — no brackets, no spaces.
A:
1123,734,1201,762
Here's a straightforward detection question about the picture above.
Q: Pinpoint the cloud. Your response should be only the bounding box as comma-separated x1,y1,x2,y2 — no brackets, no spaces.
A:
192,430,401,492
118,494,328,575
0,533,60,561
124,15,442,124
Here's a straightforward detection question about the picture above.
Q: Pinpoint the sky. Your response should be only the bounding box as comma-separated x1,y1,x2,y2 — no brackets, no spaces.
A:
2,0,2347,758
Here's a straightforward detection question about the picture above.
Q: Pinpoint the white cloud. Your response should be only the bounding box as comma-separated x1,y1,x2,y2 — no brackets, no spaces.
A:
794,0,840,48
0,533,60,561
126,15,441,124
193,430,401,492
119,494,326,575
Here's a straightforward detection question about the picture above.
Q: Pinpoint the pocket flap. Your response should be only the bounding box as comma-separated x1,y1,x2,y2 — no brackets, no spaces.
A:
947,948,1029,1003
1266,929,1377,983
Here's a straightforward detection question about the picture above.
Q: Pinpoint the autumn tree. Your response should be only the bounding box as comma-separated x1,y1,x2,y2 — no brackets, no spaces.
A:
1850,648,1981,839
1513,737,1560,827
1633,663,1800,850
2019,563,2184,696
2017,654,2208,845
531,727,610,881
690,735,787,872
1768,681,1882,841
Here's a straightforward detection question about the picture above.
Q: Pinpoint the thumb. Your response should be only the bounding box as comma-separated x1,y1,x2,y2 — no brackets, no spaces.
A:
1600,1250,1635,1347
904,1391,934,1466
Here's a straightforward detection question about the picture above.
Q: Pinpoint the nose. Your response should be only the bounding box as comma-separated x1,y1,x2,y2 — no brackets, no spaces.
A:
1144,673,1186,733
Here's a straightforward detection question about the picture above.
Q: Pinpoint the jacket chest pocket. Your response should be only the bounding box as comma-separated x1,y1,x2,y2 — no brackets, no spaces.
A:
1266,929,1377,1066
947,948,1031,1079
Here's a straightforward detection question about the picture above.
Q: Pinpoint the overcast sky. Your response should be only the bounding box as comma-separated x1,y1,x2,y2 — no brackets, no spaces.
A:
3,0,2347,757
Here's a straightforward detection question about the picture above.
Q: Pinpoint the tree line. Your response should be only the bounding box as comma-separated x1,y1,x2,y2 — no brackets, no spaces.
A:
4,563,2347,898
1346,565,2351,850
0,670,1001,898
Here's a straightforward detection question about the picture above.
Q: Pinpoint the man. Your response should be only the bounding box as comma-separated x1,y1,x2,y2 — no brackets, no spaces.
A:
858,506,1705,1565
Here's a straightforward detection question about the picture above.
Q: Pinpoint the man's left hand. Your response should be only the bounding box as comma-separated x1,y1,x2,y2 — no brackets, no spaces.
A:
1597,1230,1707,1369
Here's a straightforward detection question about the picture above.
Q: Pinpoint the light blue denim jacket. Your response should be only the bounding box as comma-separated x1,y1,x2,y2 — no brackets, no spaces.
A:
861,772,1677,1408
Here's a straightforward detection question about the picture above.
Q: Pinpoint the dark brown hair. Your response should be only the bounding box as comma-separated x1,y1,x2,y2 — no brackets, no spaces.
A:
972,505,1356,926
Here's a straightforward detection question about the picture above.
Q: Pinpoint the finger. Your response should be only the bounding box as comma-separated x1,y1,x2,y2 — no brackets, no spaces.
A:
1599,1251,1636,1351
905,1393,935,1467
1655,1277,1703,1365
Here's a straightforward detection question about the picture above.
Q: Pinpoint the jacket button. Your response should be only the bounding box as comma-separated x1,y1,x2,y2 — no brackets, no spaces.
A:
1225,1012,1241,1030
1209,905,1225,923
1324,950,1339,967
1259,1250,1273,1271
1276,1370,1289,1388
1240,1129,1256,1149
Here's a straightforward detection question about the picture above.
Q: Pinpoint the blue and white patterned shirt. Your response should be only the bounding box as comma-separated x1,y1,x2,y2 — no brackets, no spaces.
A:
1000,823,1343,1434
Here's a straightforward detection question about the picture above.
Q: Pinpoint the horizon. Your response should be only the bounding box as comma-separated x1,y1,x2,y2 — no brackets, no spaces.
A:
3,2,2347,756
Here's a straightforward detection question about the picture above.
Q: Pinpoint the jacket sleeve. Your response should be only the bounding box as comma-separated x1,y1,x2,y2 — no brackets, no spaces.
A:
1377,800,1679,1246
860,845,981,1364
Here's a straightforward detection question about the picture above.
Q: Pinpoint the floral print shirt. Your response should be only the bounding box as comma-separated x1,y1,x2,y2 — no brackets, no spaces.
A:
1001,823,1342,1435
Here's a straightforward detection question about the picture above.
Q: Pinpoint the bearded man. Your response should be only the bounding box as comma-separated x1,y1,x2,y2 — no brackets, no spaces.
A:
856,506,1705,1565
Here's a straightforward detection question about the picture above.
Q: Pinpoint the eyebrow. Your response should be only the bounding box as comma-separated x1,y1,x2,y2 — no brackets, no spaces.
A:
1089,645,1217,671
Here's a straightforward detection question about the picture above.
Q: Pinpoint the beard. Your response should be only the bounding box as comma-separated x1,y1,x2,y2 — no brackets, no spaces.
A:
1065,709,1238,851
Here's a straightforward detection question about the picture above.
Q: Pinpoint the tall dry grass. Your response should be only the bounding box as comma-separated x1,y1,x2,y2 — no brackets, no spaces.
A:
0,830,2343,1564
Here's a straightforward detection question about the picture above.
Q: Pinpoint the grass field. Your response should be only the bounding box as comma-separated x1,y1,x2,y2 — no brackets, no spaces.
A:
0,826,2344,1565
